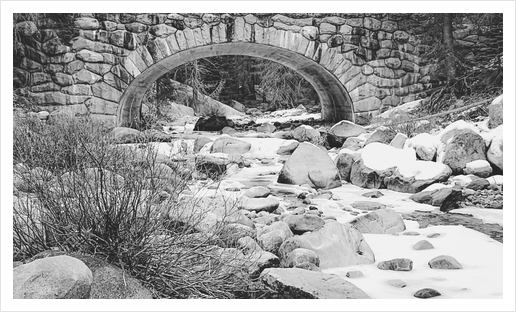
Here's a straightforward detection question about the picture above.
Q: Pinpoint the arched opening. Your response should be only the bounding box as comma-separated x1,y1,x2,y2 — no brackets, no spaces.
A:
117,42,354,128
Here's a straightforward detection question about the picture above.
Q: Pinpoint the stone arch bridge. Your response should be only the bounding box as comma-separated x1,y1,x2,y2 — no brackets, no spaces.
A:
14,13,432,127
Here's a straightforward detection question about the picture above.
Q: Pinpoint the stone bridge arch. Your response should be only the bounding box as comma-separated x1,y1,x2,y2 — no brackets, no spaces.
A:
15,14,431,127
118,42,354,127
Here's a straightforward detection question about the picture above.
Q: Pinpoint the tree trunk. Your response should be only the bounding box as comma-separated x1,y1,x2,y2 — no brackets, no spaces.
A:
442,13,456,83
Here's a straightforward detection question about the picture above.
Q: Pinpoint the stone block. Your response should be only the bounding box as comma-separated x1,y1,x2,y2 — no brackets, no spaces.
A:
76,50,103,62
91,82,123,102
73,69,102,84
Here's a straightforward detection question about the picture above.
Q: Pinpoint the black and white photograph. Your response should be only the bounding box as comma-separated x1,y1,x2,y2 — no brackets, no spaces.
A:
1,1,514,311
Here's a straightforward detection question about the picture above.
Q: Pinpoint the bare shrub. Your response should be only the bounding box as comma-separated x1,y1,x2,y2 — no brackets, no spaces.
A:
13,115,269,298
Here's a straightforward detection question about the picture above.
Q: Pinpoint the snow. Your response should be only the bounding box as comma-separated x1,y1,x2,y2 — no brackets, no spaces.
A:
437,120,480,143
255,112,321,124
323,225,503,299
397,160,450,180
361,142,416,171
448,207,503,226
421,183,452,192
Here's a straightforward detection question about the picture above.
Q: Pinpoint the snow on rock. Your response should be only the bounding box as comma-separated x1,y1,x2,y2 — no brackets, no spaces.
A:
211,135,252,155
361,142,416,171
437,120,480,144
464,159,493,178
385,161,452,193
440,131,487,174
277,142,341,189
488,94,503,129
448,174,481,186
346,208,406,234
487,175,503,185
405,133,441,161
292,124,320,143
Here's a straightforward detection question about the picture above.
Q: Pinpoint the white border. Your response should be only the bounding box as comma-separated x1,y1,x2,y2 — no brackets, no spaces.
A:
1,1,515,311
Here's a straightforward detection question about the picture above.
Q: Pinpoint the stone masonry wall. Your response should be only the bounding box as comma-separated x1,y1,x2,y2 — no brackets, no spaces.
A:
14,13,436,125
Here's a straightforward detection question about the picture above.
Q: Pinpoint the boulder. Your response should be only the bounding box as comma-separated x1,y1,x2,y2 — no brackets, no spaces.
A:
238,196,279,213
441,131,487,174
277,142,341,189
342,137,366,151
334,149,360,182
389,133,408,149
237,236,263,255
464,159,493,178
414,288,441,299
277,221,375,269
438,120,480,144
413,240,434,250
284,248,320,268
428,255,463,269
406,133,441,161
409,186,464,212
111,127,141,143
292,125,321,143
486,125,503,171
248,251,280,278
243,186,271,198
193,135,213,153
260,268,370,299
346,270,364,278
384,161,452,193
387,279,407,288
283,214,325,234
350,201,386,211
465,178,490,191
488,94,503,129
276,140,300,155
164,102,195,116
346,208,406,234
231,100,246,113
193,115,234,131
350,159,395,189
362,190,384,198
220,126,237,136
211,135,251,155
328,120,367,147
256,123,276,133
364,126,396,146
257,221,294,254
13,255,93,299
377,258,413,271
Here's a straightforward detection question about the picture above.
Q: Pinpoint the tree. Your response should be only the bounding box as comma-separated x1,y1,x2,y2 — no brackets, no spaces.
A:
442,13,456,83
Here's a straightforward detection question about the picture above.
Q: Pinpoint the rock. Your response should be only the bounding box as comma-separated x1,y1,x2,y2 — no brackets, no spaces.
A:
413,240,435,250
377,258,413,271
328,120,367,147
350,201,386,211
402,231,420,236
487,175,503,185
427,233,441,238
277,221,375,269
428,255,463,269
111,127,141,143
441,131,487,174
246,107,263,116
244,186,271,198
414,288,441,299
364,126,396,146
345,270,364,278
237,236,263,255
410,186,464,211
389,133,408,149
230,100,246,113
293,262,321,271
260,268,370,299
284,248,320,268
488,94,503,128
13,255,93,299
276,140,300,155
256,122,276,133
464,159,493,178
342,137,365,151
334,150,360,182
438,120,480,144
238,196,279,213
486,125,503,171
385,161,452,193
220,126,237,136
292,125,320,143
465,178,490,191
248,251,280,278
350,159,394,189
223,223,256,240
278,142,341,189
346,208,406,234
193,135,213,153
362,190,384,198
193,115,234,131
406,133,441,161
211,135,251,155
387,279,407,288
283,214,325,234
257,221,294,254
